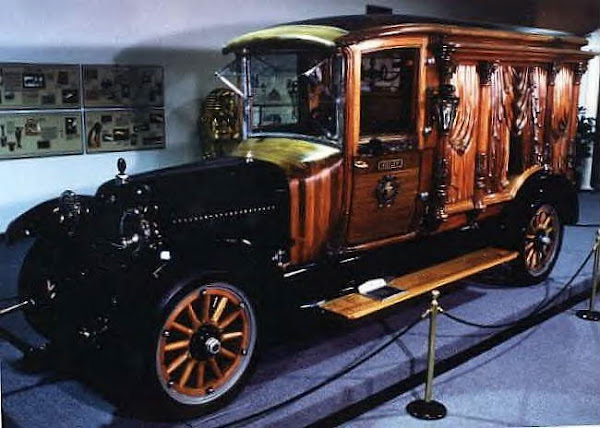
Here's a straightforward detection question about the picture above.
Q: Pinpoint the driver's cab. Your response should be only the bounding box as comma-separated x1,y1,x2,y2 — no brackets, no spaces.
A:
220,29,427,257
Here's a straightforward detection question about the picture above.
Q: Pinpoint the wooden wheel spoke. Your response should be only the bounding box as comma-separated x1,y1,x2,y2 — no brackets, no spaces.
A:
542,217,552,229
164,340,190,352
220,347,238,360
179,360,196,387
171,322,194,336
525,233,536,240
526,248,535,265
167,351,189,374
196,361,206,389
525,242,534,250
532,251,539,268
209,358,223,378
211,297,229,323
222,331,243,341
537,211,547,226
219,310,241,330
202,293,211,323
187,304,201,328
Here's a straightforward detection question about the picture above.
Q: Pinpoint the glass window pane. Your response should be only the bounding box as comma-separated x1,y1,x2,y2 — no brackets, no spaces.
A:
360,49,418,136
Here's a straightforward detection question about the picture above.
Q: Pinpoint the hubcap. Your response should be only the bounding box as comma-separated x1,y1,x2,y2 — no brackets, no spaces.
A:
156,283,256,405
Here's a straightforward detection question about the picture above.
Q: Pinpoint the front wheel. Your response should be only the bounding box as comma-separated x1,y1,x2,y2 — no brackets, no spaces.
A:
510,203,563,284
147,279,258,417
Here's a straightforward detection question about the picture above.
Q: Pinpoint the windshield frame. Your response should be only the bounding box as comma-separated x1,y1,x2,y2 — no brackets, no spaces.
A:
240,48,345,149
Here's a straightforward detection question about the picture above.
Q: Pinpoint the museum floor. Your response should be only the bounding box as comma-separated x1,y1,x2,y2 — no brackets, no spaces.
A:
0,193,598,427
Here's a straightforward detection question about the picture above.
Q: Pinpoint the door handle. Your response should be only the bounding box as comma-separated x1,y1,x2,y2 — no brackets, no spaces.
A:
354,160,369,170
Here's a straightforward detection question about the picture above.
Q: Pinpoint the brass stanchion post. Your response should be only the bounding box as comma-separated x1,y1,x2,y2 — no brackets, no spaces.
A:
406,290,447,420
576,229,600,321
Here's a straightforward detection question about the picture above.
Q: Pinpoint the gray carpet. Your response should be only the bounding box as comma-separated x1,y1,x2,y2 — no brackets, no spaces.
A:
0,193,596,427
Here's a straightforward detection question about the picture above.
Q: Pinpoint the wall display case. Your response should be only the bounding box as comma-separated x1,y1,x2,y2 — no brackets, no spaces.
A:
85,108,165,153
0,111,82,159
83,65,164,108
0,64,80,109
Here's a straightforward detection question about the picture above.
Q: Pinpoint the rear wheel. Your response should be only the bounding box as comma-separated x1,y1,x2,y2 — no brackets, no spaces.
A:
510,203,563,284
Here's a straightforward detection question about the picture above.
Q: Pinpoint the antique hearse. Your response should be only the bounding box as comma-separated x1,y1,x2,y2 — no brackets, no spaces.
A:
5,14,594,416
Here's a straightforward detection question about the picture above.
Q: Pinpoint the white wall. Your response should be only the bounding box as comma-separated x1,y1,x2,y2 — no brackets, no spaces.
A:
0,0,540,232
578,29,600,190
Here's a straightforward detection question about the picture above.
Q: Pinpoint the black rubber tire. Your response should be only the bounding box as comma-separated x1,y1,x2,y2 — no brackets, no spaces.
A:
509,202,563,285
18,239,68,338
131,273,260,420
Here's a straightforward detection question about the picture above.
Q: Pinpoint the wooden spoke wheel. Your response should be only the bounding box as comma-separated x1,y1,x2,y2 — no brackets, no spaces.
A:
155,282,257,406
510,203,563,284
523,204,561,277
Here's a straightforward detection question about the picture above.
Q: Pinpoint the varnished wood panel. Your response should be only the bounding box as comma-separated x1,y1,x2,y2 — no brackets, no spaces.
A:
347,152,420,244
231,138,343,265
320,247,518,320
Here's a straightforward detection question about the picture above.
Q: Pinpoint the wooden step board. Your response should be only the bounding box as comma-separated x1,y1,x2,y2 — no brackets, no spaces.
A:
320,247,518,320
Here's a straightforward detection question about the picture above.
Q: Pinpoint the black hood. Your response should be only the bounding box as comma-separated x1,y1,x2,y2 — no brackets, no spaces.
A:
95,156,290,246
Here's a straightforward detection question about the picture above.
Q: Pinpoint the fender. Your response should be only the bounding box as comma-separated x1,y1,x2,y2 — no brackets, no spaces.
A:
511,170,579,225
5,193,95,244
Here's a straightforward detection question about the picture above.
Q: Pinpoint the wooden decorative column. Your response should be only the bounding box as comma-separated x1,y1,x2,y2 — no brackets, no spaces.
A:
431,39,459,221
543,61,560,170
567,61,588,181
474,61,497,210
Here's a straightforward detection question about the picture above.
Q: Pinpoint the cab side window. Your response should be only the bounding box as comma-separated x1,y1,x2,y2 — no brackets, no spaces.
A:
360,48,419,136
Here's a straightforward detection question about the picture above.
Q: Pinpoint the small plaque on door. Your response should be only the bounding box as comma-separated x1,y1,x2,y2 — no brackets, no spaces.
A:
377,158,404,172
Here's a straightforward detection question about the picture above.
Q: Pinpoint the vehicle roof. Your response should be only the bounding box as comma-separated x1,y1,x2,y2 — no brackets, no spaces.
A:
223,14,588,54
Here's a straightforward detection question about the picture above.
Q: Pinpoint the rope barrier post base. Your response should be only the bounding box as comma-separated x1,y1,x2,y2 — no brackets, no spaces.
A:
406,290,447,420
576,230,600,323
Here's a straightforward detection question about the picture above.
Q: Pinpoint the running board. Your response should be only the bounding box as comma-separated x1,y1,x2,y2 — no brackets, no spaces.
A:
320,247,518,320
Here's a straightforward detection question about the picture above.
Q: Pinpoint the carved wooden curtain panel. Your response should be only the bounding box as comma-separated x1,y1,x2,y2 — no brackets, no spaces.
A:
551,66,575,173
447,64,479,204
524,67,548,167
488,65,513,192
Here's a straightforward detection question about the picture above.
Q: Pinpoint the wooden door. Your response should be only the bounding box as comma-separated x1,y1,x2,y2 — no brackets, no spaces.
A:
347,47,421,245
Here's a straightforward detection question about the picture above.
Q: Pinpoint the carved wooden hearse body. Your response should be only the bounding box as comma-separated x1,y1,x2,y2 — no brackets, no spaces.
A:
5,15,594,416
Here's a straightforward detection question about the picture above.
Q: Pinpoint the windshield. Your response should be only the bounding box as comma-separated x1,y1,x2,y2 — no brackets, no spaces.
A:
247,51,341,144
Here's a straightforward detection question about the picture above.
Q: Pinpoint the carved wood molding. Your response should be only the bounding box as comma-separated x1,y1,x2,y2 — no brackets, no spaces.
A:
548,61,561,86
512,67,530,138
433,38,458,85
477,61,498,86
529,68,544,166
574,61,588,86
476,152,488,190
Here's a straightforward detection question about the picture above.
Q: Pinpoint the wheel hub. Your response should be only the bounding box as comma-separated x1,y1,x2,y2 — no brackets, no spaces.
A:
189,324,221,361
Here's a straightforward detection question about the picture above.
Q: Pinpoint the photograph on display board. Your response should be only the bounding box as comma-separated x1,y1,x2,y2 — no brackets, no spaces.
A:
83,65,164,108
0,64,80,109
0,112,82,159
85,108,165,153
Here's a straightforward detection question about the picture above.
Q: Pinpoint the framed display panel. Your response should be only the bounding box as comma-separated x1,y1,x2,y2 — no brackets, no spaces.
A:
0,111,83,159
0,64,81,109
83,65,164,108
85,108,165,153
